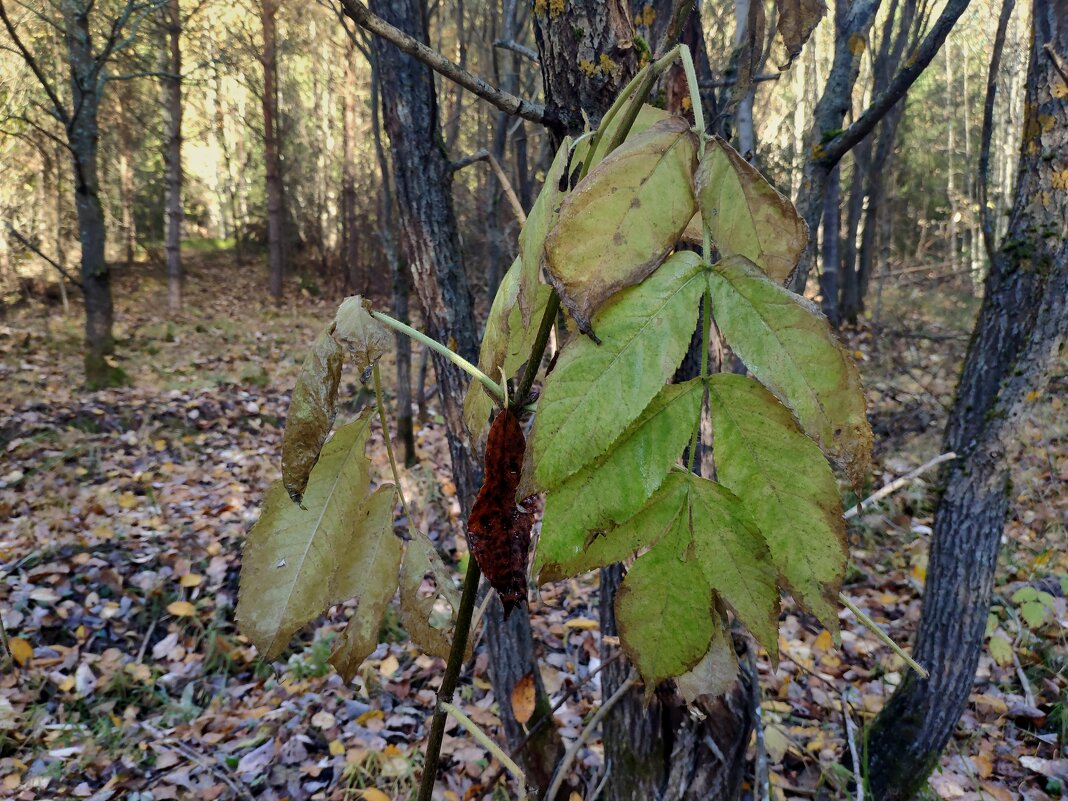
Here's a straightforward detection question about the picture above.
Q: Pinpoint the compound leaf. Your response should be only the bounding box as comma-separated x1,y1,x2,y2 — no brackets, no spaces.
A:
281,328,344,504
524,250,705,494
696,138,807,284
536,379,702,581
545,118,699,328
238,411,380,660
329,485,404,681
708,256,872,485
707,373,847,630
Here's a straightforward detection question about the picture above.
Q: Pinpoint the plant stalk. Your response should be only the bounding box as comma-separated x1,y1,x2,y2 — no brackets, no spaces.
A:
371,309,504,402
441,701,528,795
372,364,419,539
838,593,929,678
416,557,483,801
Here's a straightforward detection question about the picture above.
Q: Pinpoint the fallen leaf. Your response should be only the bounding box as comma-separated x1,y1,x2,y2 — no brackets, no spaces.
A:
9,636,32,666
511,672,536,724
166,601,197,617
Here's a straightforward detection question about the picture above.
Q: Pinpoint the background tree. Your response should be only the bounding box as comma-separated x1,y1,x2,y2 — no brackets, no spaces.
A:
866,0,1068,795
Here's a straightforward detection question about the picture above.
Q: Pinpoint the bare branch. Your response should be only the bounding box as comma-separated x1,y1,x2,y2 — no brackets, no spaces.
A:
654,0,695,58
6,225,84,289
978,0,1016,265
337,0,548,126
0,0,69,125
493,38,538,64
451,148,526,224
820,0,972,164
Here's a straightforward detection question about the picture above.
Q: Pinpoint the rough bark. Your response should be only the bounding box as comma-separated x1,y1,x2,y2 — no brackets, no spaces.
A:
366,0,562,792
261,0,285,301
819,163,842,324
117,85,137,269
163,0,183,311
867,3,1068,796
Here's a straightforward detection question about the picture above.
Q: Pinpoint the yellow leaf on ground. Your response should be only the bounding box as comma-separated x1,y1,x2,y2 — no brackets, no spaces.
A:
328,740,345,756
118,492,139,509
360,788,391,801
179,574,204,587
511,672,536,724
564,617,598,630
9,637,32,666
167,601,197,617
813,630,834,652
379,655,400,677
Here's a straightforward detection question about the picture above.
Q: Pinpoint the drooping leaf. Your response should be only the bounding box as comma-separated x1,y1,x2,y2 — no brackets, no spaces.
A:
545,118,699,329
329,486,404,681
463,257,551,447
536,379,702,582
524,250,706,494
707,373,847,629
676,612,740,704
615,529,714,692
399,532,463,660
775,0,826,68
708,256,872,485
238,412,383,659
281,328,344,504
518,138,575,326
468,409,534,616
333,296,391,381
696,138,808,284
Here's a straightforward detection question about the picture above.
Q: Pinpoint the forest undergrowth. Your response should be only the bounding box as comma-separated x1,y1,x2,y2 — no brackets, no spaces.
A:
0,251,1064,801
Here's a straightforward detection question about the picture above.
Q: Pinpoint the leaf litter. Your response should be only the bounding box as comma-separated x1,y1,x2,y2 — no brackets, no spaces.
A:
0,254,1064,800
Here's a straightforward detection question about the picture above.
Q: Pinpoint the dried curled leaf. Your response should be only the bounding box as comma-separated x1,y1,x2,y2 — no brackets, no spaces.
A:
545,117,699,330
399,532,464,660
468,409,534,617
696,137,808,284
775,0,826,68
676,614,740,704
329,486,404,681
333,296,391,382
281,328,344,503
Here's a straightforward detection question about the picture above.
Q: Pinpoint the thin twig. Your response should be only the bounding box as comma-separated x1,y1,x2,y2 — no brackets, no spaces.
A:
0,607,12,673
139,723,254,801
6,226,84,288
338,0,547,125
841,691,864,801
543,671,639,801
440,701,528,798
838,594,929,678
844,452,957,520
451,148,527,225
494,38,539,64
1044,43,1068,87
135,613,160,664
1010,647,1036,708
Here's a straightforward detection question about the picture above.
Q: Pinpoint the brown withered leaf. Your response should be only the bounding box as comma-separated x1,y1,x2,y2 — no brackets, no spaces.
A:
281,327,344,504
468,408,534,617
511,672,536,724
775,0,826,68
333,296,391,382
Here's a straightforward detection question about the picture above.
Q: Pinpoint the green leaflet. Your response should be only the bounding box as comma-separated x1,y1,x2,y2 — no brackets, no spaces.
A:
517,137,577,327
462,256,552,446
238,411,394,660
587,102,673,166
708,255,872,485
696,138,808,284
524,250,705,494
398,531,465,661
707,373,847,630
613,470,780,687
615,528,713,691
329,485,404,682
536,378,702,582
281,327,344,504
545,118,699,329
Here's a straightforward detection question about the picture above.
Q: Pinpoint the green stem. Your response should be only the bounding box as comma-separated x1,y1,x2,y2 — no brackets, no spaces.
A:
416,557,483,801
371,310,504,403
678,44,704,137
839,593,929,678
372,364,418,539
514,294,561,408
440,702,528,797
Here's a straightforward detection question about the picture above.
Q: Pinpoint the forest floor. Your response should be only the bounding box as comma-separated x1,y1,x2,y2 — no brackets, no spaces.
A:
0,249,1065,801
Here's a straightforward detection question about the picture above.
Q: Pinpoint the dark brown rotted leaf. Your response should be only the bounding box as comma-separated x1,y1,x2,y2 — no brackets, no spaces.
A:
281,328,344,504
468,408,534,617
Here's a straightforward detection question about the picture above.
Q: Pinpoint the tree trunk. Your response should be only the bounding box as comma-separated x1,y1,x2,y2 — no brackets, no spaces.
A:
164,0,183,311
117,86,136,269
838,152,865,324
261,0,285,301
63,1,116,387
342,37,360,291
866,3,1068,796
819,163,841,325
367,0,563,793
